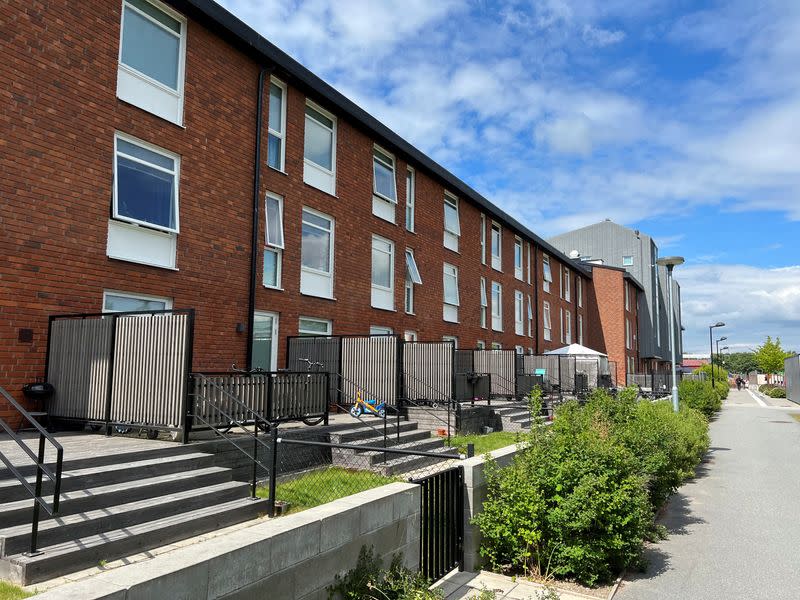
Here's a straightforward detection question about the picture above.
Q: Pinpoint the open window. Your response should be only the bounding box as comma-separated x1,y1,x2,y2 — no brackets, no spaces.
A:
443,194,460,252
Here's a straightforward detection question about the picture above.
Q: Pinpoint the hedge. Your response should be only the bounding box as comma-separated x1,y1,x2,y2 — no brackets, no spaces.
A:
474,387,709,587
679,379,722,417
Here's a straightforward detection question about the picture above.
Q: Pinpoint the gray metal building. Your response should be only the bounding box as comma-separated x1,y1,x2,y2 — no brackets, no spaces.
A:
549,220,683,372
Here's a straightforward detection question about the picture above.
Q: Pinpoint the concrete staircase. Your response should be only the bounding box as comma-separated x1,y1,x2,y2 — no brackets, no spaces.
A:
490,404,532,431
0,444,267,586
328,419,459,476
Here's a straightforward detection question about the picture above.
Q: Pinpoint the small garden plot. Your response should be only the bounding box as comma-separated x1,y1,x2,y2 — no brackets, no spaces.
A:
446,431,520,455
257,467,398,514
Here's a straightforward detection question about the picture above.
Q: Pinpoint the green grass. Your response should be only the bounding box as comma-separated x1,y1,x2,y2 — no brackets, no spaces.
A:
446,431,521,455
257,467,398,513
790,414,800,423
0,581,32,600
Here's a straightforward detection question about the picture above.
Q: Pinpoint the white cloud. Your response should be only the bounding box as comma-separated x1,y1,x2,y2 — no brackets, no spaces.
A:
582,24,626,47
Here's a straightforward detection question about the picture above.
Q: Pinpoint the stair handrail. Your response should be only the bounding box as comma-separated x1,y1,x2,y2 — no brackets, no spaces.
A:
0,384,63,556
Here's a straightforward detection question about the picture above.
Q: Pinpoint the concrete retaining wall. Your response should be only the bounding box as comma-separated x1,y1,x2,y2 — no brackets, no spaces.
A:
462,444,523,572
30,483,421,600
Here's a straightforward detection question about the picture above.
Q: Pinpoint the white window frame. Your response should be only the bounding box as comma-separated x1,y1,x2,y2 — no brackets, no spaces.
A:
103,290,172,313
565,310,572,344
252,311,279,371
543,254,552,293
491,281,503,332
300,207,335,298
263,192,284,289
370,326,393,336
514,290,524,335
626,318,632,349
443,193,461,252
577,277,583,308
371,235,395,311
526,242,531,284
623,255,634,267
527,295,533,337
442,335,458,348
303,100,337,195
491,342,502,350
113,132,180,234
480,214,487,265
480,277,488,329
515,345,524,355
267,77,287,172
298,317,332,337
404,330,418,342
372,145,397,203
514,237,523,280
625,281,630,310
578,314,584,345
476,340,486,350
117,0,187,125
543,301,552,341
405,248,422,315
443,263,460,323
564,267,571,302
491,222,502,271
405,168,415,232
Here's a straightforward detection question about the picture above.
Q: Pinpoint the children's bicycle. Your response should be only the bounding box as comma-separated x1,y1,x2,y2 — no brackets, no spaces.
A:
349,390,386,418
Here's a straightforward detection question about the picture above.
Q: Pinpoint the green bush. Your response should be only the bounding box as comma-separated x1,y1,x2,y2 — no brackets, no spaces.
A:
678,379,722,417
713,381,729,400
759,383,778,393
327,546,441,600
767,387,786,398
474,387,709,587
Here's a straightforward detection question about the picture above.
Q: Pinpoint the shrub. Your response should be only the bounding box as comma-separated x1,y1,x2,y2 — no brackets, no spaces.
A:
767,387,786,398
713,381,729,400
678,379,722,417
328,546,442,600
759,383,778,394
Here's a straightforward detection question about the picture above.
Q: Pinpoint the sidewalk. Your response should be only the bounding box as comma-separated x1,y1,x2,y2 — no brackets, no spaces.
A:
432,570,606,600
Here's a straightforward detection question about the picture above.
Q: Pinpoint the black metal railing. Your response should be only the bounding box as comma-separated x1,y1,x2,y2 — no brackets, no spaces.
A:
0,385,64,556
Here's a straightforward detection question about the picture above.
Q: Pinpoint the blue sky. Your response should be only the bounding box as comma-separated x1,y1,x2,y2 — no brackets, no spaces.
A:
218,0,800,354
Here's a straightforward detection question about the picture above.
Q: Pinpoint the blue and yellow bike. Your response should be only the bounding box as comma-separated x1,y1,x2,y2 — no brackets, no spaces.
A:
349,390,386,418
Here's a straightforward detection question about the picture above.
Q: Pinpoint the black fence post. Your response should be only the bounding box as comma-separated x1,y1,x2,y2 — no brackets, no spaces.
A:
323,372,330,426
268,427,278,517
181,309,196,444
27,433,46,556
251,417,258,499
104,314,119,437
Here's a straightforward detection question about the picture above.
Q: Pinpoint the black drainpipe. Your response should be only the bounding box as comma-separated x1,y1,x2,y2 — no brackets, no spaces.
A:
246,67,271,369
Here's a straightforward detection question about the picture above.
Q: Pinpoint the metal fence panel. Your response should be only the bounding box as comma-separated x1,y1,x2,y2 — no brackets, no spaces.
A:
341,336,398,406
454,350,474,374
111,313,189,428
403,342,453,404
559,356,576,392
785,356,800,404
522,355,560,388
270,373,328,421
575,358,600,388
286,336,341,406
47,317,113,421
473,350,517,397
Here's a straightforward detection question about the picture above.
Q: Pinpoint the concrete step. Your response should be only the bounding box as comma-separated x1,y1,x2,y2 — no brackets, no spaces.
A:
0,466,233,528
329,428,432,454
0,497,268,586
328,420,419,444
333,438,446,469
0,481,249,556
0,452,215,503
373,447,460,476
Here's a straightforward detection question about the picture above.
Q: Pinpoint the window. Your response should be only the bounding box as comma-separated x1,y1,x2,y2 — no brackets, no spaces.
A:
304,102,336,194
491,342,502,350
480,277,488,328
370,326,393,335
268,79,287,171
578,314,584,345
526,242,531,284
491,222,502,270
443,263,459,323
514,237,523,280
480,214,487,264
298,317,331,336
543,254,553,292
477,340,486,350
577,277,583,307
252,311,278,371
563,267,571,301
373,146,397,222
405,249,422,314
442,335,458,348
527,295,533,337
300,208,334,298
371,235,394,310
404,330,418,342
117,0,186,125
514,290,524,335
623,255,634,267
565,310,572,344
515,345,524,355
626,318,632,349
103,290,171,312
405,168,415,232
543,301,552,341
491,281,502,331
113,134,179,233
625,282,630,310
264,193,284,289
443,194,460,252
559,308,564,343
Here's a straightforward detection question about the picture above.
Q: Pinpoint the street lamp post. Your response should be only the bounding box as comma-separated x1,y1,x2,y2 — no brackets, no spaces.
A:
709,322,725,386
716,337,728,382
657,256,684,412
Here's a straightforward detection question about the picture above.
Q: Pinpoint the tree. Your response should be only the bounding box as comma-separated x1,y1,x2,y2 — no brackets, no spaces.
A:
754,337,792,378
714,352,757,374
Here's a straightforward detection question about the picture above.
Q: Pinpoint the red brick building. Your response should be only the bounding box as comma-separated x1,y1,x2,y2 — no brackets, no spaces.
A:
1,0,636,418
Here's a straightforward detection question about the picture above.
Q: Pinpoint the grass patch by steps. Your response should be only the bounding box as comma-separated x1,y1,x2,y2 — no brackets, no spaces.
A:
256,467,398,514
446,431,521,456
0,581,32,600
790,413,800,423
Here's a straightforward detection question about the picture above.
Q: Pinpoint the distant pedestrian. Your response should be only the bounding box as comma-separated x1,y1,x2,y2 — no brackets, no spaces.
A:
735,376,743,391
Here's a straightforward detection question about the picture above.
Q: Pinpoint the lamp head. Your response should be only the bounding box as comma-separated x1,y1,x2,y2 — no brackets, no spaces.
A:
656,256,685,268
722,346,729,350
711,322,725,328
719,336,727,342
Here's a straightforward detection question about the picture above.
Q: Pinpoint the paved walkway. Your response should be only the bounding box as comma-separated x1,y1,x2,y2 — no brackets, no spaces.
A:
617,388,800,600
